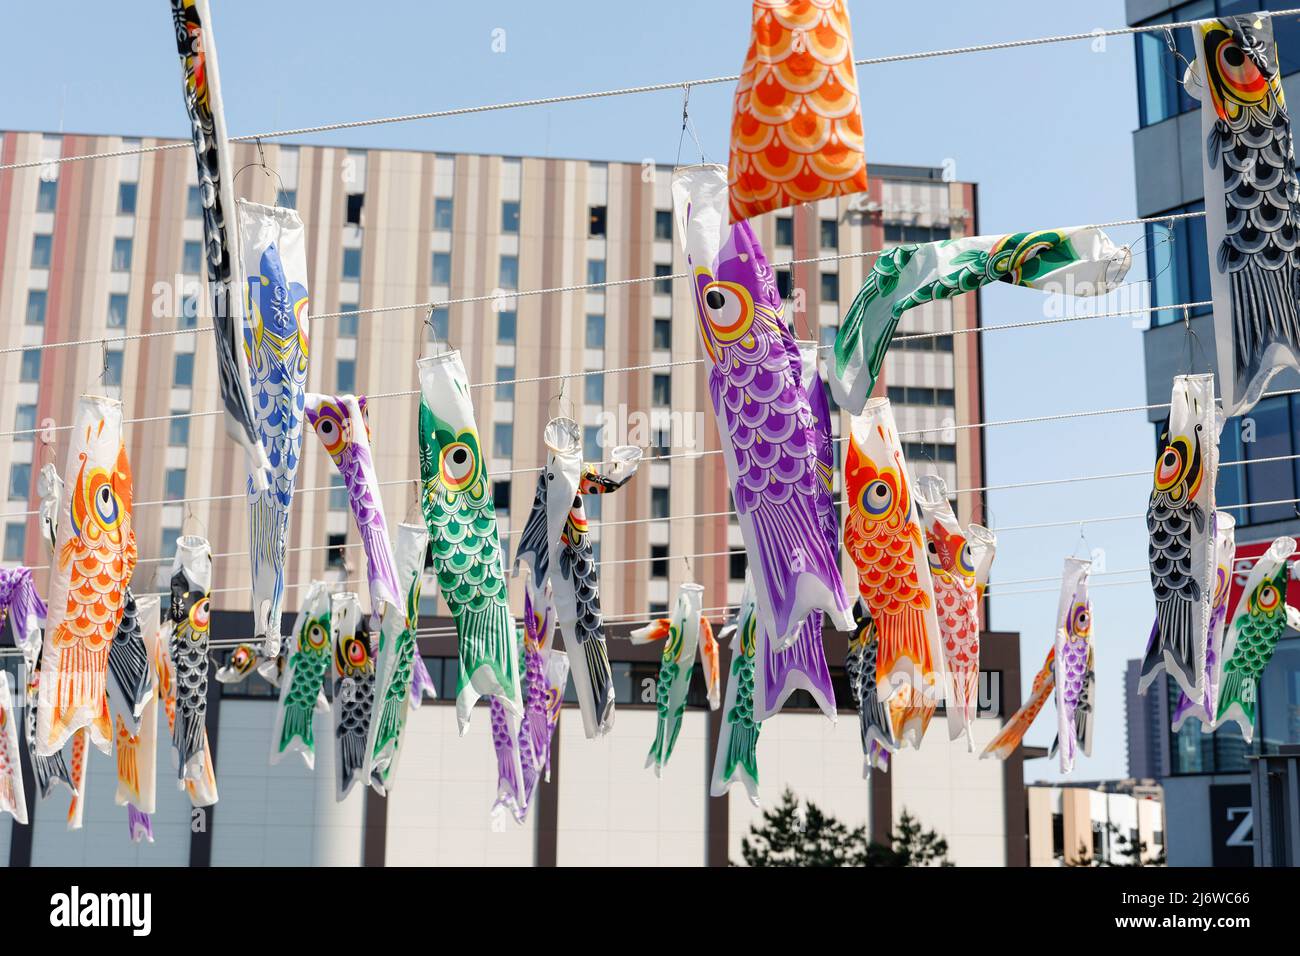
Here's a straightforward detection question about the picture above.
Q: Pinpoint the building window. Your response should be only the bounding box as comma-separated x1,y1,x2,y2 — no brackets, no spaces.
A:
651,486,670,520
345,193,365,227
894,332,954,353
329,475,348,512
8,463,31,501
13,405,37,438
493,481,511,512
278,189,297,210
326,533,347,569
31,234,52,269
434,198,453,231
182,240,202,275
820,272,839,302
112,237,132,272
20,350,41,383
336,359,356,393
173,352,194,387
820,323,838,348
431,251,451,285
168,413,189,447
496,366,515,402
1135,16,1205,128
820,218,838,249
25,290,46,326
654,262,673,295
118,182,138,216
501,200,519,234
185,185,203,219
3,523,25,561
160,526,181,562
494,424,514,459
163,468,186,501
37,179,57,213
583,426,602,462
429,307,449,343
652,374,671,407
775,217,794,247
499,255,519,290
588,205,607,237
584,373,604,407
729,550,746,581
497,310,516,344
343,248,362,281
653,318,672,350
107,293,128,329
902,441,957,464
338,302,358,338
180,293,199,329
776,269,793,299
1144,201,1210,326
586,259,605,285
654,210,673,241
585,313,605,349
651,544,669,579
105,350,123,387
887,386,956,407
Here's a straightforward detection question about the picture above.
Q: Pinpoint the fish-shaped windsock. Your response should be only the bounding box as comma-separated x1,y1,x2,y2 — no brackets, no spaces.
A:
672,164,853,649
67,728,89,830
306,394,401,622
1054,557,1094,774
155,609,217,809
168,0,272,489
37,463,64,556
240,199,310,657
637,583,705,777
0,672,28,824
914,475,984,749
1173,512,1237,732
710,585,761,805
161,535,217,804
1187,14,1300,416
489,684,528,823
368,522,429,794
110,596,160,835
514,416,639,739
418,352,521,731
830,225,1130,414
37,395,137,757
727,0,868,224
1141,374,1218,702
1216,537,1300,743
271,581,332,768
409,656,437,707
844,400,943,749
107,588,153,723
982,645,1055,761
215,643,269,684
331,592,374,801
699,618,721,712
846,600,896,775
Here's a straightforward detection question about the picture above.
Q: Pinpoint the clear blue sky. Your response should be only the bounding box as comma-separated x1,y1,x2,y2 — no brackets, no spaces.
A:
0,1,1151,781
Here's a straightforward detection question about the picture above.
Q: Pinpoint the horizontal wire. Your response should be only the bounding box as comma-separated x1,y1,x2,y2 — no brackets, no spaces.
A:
4,7,1296,172
0,210,1199,361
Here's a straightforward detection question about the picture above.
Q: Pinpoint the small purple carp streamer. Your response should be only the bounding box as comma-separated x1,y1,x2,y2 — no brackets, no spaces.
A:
306,394,401,621
1172,512,1237,732
672,164,852,650
409,656,437,708
521,583,564,782
239,200,310,658
330,592,374,801
489,691,527,823
127,805,154,844
168,0,271,488
1053,557,1095,774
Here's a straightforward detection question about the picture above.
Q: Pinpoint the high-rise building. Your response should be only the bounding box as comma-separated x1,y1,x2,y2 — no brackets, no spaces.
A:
0,129,1018,866
1129,0,1300,864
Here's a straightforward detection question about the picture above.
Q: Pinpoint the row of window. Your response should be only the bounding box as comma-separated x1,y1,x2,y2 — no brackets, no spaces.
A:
886,385,956,408
1214,392,1300,527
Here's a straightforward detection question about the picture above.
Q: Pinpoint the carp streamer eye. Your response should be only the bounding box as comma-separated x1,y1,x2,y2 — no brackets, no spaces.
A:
862,479,894,518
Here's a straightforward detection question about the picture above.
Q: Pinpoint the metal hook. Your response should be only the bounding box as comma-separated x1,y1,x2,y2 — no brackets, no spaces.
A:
423,305,446,357
675,82,707,168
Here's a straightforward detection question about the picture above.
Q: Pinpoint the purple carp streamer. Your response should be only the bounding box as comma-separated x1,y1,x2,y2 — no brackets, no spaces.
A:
1053,557,1094,774
331,592,374,801
0,672,27,824
1187,14,1300,416
368,522,429,794
240,200,311,657
514,417,639,738
710,584,762,805
489,691,527,822
271,581,332,769
1172,513,1237,732
168,0,271,487
672,164,852,650
418,352,522,730
1140,374,1218,701
307,394,401,620
1216,537,1300,742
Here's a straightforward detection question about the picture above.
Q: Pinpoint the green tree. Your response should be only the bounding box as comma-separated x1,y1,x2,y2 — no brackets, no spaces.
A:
736,789,952,867
1065,822,1166,868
